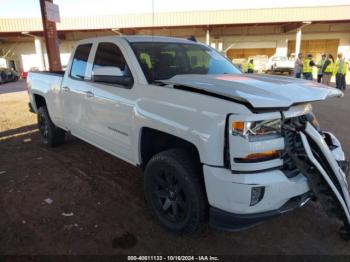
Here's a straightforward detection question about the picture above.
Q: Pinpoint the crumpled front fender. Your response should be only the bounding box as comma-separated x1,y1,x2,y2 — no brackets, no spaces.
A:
284,120,350,239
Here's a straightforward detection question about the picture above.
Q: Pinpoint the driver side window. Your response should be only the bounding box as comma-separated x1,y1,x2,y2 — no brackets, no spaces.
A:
93,42,131,76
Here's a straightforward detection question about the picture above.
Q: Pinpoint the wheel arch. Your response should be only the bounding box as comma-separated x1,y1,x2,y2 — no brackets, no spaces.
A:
32,93,47,111
139,127,201,171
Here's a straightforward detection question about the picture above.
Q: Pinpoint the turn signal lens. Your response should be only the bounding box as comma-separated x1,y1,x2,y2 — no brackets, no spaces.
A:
234,150,281,163
232,121,244,132
245,150,281,160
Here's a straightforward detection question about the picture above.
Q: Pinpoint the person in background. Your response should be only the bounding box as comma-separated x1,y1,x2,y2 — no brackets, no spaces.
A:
317,54,326,83
303,54,316,80
322,54,335,86
247,59,254,73
241,59,248,73
334,53,348,90
294,53,303,78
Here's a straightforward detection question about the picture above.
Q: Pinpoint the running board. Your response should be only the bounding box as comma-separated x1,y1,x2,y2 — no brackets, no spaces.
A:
283,120,350,239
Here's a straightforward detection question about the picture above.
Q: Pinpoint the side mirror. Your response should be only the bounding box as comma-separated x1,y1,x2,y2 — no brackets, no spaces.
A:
92,66,133,87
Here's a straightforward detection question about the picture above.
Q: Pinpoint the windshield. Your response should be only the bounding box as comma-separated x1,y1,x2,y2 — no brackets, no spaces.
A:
130,42,241,83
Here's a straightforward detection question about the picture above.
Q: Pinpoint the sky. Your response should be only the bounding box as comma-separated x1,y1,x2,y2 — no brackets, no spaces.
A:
0,0,350,18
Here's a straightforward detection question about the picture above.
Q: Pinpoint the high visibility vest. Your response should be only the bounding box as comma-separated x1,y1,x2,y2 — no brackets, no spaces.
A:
334,59,348,75
248,62,254,71
324,61,334,73
241,63,248,73
303,59,312,73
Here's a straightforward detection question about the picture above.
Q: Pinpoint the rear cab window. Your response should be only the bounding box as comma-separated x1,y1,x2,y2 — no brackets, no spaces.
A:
70,43,92,80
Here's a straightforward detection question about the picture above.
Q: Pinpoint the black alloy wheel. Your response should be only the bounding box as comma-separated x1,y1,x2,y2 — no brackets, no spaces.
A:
37,106,65,147
151,169,189,223
144,149,207,233
38,111,49,143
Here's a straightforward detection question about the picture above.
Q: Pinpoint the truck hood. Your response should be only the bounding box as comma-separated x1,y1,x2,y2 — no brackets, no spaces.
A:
160,74,343,109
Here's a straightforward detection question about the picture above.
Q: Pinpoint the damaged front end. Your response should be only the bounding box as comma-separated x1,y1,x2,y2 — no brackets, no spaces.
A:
282,114,350,239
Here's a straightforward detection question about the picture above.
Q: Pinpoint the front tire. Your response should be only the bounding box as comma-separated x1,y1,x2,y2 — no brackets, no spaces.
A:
144,149,207,233
37,106,65,147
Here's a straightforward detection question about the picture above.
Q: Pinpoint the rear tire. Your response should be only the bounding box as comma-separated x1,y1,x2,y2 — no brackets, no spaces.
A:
144,149,207,234
37,106,65,147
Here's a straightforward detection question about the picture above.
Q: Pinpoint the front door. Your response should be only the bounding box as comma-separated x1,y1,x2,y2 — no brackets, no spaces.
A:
84,41,136,163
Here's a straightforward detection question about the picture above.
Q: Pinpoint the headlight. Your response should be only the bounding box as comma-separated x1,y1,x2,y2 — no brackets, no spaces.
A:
232,119,281,138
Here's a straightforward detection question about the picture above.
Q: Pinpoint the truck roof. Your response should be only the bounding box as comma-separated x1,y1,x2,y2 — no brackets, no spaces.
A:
78,35,196,44
123,35,193,43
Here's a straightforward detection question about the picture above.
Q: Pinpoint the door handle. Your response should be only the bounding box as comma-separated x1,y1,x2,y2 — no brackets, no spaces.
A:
85,91,94,98
62,86,70,92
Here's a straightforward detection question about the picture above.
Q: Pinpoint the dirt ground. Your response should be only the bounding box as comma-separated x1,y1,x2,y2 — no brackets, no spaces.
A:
1,80,350,255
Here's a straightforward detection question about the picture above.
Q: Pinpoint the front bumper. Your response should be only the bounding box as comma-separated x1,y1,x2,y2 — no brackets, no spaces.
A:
204,122,348,232
203,165,310,215
210,191,311,231
273,67,294,72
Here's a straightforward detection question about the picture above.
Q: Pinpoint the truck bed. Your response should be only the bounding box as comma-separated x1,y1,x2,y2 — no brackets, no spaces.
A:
27,71,65,114
27,71,65,94
30,70,65,76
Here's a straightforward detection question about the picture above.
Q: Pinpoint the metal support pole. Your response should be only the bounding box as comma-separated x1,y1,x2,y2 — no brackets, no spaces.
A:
39,0,61,71
295,28,302,57
34,37,46,70
206,29,210,46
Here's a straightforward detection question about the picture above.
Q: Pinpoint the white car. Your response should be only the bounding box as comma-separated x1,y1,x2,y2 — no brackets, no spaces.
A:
27,36,350,237
266,56,294,75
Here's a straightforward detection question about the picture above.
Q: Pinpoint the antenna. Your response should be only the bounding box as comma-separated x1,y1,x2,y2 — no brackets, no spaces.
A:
151,0,155,38
151,0,155,82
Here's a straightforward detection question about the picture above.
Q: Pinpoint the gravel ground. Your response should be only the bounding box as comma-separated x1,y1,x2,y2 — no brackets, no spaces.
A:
0,80,350,255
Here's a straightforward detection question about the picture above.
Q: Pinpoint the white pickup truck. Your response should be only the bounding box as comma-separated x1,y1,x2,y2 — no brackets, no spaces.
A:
266,56,294,75
27,36,350,237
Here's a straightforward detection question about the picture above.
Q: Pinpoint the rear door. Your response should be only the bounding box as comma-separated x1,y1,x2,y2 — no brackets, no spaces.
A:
61,43,94,139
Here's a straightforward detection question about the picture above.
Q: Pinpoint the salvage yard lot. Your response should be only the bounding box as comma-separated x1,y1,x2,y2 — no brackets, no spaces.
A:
0,80,350,255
